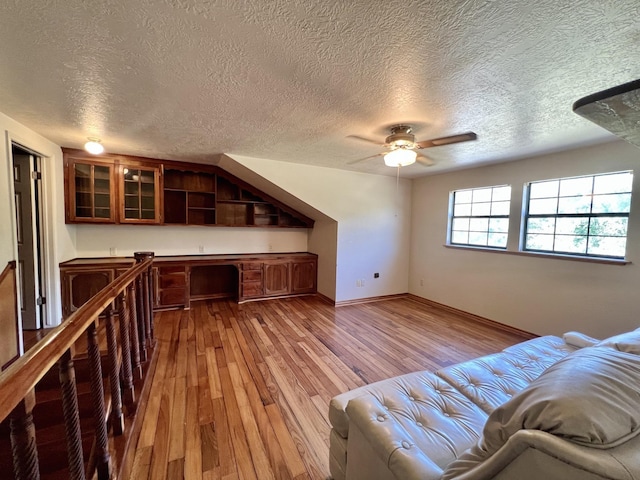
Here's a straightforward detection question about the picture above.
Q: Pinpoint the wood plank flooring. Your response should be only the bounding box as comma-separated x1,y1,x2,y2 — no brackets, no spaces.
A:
126,295,533,479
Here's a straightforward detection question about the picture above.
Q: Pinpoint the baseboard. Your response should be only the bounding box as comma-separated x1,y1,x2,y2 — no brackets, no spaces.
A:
406,294,536,339
334,293,409,307
315,293,336,305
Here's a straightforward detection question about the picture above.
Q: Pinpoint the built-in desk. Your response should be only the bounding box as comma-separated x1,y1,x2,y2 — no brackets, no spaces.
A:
59,252,317,317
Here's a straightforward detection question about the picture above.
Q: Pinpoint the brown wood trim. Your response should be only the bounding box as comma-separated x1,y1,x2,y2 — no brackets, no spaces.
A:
0,261,19,371
0,260,17,283
407,294,536,339
334,293,410,307
0,257,153,423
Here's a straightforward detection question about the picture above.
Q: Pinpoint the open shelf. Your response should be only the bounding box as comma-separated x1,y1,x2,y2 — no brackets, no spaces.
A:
162,166,313,228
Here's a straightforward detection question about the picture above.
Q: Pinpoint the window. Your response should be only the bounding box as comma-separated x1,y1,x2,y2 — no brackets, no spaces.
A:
523,171,633,259
449,185,511,248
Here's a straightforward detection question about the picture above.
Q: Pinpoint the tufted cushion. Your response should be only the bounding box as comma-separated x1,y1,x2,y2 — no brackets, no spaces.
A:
436,353,536,414
596,328,640,355
345,373,488,472
501,335,576,369
442,347,640,479
330,370,433,438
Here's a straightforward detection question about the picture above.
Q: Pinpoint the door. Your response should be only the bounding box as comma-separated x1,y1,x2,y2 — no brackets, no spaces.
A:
12,145,44,330
263,261,290,296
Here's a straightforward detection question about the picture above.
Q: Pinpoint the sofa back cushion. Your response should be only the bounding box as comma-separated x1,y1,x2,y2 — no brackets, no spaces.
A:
596,328,640,355
442,347,640,479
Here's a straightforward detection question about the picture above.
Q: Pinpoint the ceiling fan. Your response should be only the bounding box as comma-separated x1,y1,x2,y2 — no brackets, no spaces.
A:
348,125,477,167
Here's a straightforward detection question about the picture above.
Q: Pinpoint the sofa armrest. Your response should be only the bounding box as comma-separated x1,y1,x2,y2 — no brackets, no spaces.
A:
562,331,599,349
446,429,639,480
345,383,486,480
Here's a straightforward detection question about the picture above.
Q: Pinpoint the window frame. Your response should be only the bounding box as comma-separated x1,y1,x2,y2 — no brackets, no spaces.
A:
521,170,633,260
447,184,512,250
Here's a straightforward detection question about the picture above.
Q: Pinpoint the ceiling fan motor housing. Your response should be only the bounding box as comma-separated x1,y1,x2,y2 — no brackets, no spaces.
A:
386,125,416,149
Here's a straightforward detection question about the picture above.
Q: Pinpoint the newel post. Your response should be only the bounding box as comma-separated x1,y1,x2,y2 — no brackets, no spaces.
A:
134,251,155,350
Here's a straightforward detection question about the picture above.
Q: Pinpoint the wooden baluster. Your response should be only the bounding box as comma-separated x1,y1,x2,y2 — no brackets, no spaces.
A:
105,308,124,435
117,291,135,406
146,265,155,342
9,390,40,480
135,274,147,362
142,268,152,349
87,320,110,480
59,350,86,480
127,283,143,379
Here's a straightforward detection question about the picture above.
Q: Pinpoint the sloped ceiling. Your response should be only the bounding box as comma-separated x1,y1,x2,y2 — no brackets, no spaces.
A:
0,0,638,177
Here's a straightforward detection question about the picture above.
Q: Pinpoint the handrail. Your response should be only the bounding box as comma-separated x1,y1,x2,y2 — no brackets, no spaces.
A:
0,256,152,424
0,260,17,284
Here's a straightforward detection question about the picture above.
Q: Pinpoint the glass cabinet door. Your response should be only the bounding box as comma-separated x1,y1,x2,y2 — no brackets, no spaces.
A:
121,166,160,223
71,161,115,222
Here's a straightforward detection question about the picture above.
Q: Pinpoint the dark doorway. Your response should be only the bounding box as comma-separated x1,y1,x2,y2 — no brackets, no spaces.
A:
12,144,45,330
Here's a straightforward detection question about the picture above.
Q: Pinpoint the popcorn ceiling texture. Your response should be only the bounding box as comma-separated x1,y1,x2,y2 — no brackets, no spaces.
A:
0,0,638,177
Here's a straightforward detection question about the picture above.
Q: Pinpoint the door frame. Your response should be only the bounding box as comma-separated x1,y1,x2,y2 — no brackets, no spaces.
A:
7,139,52,344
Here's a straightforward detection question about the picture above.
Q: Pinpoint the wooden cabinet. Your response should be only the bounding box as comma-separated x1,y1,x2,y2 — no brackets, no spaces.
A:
63,149,313,228
60,259,134,317
240,263,264,300
153,265,187,309
120,165,161,223
65,155,116,223
60,253,317,314
63,149,162,224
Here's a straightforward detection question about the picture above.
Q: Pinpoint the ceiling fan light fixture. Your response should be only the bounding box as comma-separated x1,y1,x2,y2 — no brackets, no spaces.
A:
84,138,104,155
384,148,417,167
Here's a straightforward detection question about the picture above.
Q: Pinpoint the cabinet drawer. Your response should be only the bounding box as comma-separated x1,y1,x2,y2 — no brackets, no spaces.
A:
243,262,262,270
242,283,263,297
158,273,186,288
242,270,262,282
159,288,186,306
159,266,186,275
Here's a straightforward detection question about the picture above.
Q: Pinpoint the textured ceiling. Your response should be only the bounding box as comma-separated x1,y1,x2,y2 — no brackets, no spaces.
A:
0,0,639,177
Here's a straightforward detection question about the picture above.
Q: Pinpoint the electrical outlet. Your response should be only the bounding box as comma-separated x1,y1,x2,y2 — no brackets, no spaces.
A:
420,278,424,286
355,279,361,287
268,244,273,252
109,247,117,256
361,279,365,287
198,245,204,253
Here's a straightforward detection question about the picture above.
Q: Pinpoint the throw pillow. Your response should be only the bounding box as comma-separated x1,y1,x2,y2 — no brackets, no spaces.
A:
442,347,640,479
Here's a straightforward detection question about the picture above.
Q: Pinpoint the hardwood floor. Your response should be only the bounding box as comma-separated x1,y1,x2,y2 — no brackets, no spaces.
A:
125,295,532,480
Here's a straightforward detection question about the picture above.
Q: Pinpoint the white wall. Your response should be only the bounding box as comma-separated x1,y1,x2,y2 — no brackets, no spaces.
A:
410,140,640,338
229,155,412,302
73,224,308,258
0,112,74,328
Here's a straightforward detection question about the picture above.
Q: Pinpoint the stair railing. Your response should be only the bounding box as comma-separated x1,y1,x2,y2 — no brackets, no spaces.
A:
0,251,155,480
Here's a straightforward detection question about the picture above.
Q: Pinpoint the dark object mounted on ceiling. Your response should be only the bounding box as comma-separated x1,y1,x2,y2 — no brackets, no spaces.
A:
573,78,640,148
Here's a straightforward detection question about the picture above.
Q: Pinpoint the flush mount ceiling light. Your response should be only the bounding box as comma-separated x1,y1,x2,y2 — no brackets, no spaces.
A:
84,138,104,155
384,148,417,167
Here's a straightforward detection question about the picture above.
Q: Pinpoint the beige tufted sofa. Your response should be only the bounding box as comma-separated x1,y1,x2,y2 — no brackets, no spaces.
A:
328,330,640,480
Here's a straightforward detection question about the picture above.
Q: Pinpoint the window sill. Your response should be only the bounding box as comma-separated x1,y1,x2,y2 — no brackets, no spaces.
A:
444,244,631,265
